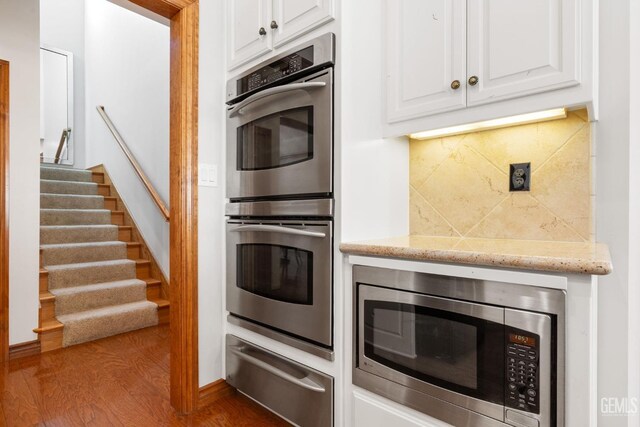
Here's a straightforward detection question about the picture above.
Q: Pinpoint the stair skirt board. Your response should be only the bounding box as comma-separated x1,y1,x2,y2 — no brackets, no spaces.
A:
57,301,158,347
37,165,166,350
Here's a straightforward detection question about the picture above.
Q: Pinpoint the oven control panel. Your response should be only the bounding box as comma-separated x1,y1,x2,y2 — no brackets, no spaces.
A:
505,328,540,414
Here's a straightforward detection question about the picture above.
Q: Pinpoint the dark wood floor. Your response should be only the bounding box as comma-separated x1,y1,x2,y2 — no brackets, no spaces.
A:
0,325,289,426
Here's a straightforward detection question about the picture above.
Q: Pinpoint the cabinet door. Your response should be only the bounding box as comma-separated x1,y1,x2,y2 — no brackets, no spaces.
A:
271,0,335,48
467,0,580,106
228,0,271,70
385,0,467,123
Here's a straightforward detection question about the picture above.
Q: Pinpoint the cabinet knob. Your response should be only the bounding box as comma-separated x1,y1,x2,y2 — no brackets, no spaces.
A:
468,75,479,86
451,80,461,90
270,20,279,29
259,27,267,36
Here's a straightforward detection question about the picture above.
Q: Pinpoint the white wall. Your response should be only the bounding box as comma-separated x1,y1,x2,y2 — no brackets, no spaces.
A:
40,0,86,167
198,0,227,385
0,0,41,345
595,0,640,425
84,0,170,275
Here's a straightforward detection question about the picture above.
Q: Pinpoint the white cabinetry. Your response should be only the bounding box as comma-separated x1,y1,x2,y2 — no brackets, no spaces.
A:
385,0,467,122
227,0,334,70
467,0,580,106
385,0,594,134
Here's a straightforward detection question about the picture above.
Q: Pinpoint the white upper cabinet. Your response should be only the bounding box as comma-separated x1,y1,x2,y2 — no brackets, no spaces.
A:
272,0,335,48
384,0,594,133
386,0,467,122
227,0,335,70
467,0,580,106
228,0,271,70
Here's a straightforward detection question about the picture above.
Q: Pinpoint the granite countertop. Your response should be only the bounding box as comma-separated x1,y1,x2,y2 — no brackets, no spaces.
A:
339,235,612,275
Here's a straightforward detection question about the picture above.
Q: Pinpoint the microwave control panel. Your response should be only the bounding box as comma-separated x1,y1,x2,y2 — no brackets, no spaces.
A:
505,328,540,414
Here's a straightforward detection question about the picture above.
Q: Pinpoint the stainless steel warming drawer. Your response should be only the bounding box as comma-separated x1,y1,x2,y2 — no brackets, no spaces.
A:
226,335,334,426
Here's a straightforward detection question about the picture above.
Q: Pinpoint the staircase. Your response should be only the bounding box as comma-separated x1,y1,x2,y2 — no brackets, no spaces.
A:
35,165,169,351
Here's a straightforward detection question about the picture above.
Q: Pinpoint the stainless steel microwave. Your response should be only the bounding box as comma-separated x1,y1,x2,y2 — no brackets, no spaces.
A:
353,265,566,427
226,34,334,200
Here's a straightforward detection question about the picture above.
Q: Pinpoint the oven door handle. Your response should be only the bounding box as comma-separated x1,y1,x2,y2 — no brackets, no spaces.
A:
228,82,326,117
229,345,326,393
229,224,326,238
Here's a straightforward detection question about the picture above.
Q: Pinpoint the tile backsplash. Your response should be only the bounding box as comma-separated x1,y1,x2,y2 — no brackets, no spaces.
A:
409,109,592,242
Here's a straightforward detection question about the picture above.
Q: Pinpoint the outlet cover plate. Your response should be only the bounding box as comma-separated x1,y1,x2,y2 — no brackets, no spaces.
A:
509,162,530,191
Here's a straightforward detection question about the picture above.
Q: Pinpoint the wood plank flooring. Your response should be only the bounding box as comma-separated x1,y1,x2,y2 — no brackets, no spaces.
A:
0,326,289,426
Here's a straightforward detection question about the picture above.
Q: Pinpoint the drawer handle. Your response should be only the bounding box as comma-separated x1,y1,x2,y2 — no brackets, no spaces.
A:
229,346,326,393
229,224,326,238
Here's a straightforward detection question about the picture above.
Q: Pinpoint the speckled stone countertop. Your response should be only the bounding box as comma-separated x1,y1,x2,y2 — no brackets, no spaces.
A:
339,236,612,275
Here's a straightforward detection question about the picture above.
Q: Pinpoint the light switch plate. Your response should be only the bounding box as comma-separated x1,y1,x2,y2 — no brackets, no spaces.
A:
198,164,218,187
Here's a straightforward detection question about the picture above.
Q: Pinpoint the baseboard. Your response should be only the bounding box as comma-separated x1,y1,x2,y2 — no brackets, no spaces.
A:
198,379,235,409
9,340,41,360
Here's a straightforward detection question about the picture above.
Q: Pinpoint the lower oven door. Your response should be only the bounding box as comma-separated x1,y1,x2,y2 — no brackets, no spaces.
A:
357,284,506,421
226,219,332,347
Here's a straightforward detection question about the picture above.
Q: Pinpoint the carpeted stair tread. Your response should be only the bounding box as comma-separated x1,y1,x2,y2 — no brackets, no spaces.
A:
41,193,105,210
40,166,93,183
41,179,98,195
46,259,136,289
40,225,119,244
41,208,112,226
50,279,148,316
41,241,127,266
57,300,158,347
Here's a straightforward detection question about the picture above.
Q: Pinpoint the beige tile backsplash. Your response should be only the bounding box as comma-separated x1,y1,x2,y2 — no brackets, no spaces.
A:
409,109,592,242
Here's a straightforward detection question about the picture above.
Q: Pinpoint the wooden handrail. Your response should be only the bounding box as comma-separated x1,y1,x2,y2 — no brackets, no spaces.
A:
54,128,71,164
96,106,170,221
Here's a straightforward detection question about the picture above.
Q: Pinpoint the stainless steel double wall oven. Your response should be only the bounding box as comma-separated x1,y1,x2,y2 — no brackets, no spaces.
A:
226,34,335,359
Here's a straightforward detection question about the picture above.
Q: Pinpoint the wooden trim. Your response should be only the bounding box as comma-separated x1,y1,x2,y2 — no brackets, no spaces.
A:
169,0,199,415
8,340,41,360
198,380,235,410
0,59,9,363
126,0,196,19
127,0,200,414
95,107,170,221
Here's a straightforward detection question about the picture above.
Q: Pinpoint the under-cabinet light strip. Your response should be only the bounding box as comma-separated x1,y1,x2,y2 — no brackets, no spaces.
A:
409,108,568,141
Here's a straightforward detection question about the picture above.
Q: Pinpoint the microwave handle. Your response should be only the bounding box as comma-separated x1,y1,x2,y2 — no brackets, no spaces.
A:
228,82,326,117
229,224,326,238
229,345,326,393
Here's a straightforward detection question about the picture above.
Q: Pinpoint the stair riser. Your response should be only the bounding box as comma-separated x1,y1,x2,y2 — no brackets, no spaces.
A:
41,226,119,244
41,210,112,226
41,244,127,267
158,305,169,325
97,184,110,196
47,262,136,289
119,228,132,242
136,262,151,279
146,284,161,300
40,299,56,323
112,212,124,225
40,168,93,183
41,195,104,210
127,245,141,259
59,304,158,347
104,198,117,210
41,180,98,196
54,283,147,316
92,172,105,184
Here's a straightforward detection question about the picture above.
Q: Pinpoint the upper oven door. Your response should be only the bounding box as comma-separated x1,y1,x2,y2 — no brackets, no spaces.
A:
226,69,333,200
357,284,506,422
226,219,332,347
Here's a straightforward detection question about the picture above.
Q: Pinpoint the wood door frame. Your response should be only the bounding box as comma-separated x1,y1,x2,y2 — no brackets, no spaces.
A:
0,60,9,363
126,0,199,414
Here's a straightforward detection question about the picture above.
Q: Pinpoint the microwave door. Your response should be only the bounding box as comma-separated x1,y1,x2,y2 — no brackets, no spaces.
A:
358,285,506,422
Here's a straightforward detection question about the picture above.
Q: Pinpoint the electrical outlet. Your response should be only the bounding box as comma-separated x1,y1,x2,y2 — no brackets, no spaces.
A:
509,162,530,191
